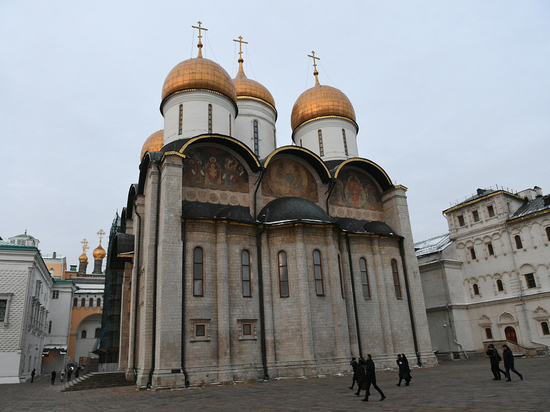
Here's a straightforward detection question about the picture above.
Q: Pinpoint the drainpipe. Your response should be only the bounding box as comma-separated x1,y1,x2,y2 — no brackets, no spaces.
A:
345,233,362,358
398,237,421,367
132,198,142,383
324,179,336,215
256,226,269,380
253,170,265,219
181,219,189,387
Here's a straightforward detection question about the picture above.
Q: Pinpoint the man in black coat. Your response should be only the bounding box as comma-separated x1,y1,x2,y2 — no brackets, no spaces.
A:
396,353,412,386
486,344,505,380
51,370,56,385
349,357,359,390
354,357,366,397
362,354,386,402
502,344,523,381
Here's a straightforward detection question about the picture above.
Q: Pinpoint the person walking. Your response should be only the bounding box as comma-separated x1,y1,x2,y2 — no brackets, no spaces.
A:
486,344,504,380
30,369,35,383
60,368,66,383
354,357,366,397
51,370,56,385
67,367,72,381
362,354,386,402
502,344,523,381
349,357,359,390
396,353,412,386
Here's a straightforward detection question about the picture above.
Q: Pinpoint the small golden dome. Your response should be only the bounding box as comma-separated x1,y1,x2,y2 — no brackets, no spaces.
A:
233,62,276,110
78,252,88,263
161,57,237,110
93,244,106,260
291,84,357,132
141,130,164,160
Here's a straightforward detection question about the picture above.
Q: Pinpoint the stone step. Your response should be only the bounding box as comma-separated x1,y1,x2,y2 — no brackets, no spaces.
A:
61,372,133,392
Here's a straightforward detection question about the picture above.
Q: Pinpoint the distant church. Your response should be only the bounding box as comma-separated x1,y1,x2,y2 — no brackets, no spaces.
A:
111,23,436,389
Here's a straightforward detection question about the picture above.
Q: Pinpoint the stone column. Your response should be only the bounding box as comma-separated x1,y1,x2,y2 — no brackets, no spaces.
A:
216,221,232,382
296,226,315,372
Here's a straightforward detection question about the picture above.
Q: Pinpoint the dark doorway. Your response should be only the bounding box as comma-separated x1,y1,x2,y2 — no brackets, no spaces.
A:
505,326,517,343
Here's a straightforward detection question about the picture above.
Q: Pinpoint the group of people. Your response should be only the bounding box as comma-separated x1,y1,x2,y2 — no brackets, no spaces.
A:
486,344,523,382
41,366,79,385
348,353,412,402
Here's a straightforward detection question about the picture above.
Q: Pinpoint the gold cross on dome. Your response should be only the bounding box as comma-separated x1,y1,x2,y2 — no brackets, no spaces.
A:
97,229,105,244
308,51,321,85
233,36,248,61
192,21,208,57
81,239,89,253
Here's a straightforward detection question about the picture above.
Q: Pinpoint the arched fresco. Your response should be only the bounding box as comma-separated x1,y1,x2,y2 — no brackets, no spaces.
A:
261,158,318,202
330,168,382,211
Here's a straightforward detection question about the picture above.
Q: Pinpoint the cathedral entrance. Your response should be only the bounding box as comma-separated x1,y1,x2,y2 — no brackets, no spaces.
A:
505,326,517,343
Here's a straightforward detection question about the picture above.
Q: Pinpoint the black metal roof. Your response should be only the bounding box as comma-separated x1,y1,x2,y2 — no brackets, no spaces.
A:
509,195,550,221
257,197,331,224
181,201,254,223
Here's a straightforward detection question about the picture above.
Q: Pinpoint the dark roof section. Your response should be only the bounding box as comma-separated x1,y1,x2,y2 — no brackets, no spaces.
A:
332,218,397,236
109,233,135,264
443,186,523,214
182,201,254,223
363,221,396,235
509,194,550,222
258,197,331,224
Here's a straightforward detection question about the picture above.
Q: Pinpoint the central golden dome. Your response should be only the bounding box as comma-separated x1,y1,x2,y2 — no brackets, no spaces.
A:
291,84,357,132
140,130,164,160
93,244,106,260
161,57,237,110
233,61,276,110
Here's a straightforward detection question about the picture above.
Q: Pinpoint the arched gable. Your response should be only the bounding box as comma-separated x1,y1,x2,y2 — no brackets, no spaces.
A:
264,146,331,184
333,158,393,192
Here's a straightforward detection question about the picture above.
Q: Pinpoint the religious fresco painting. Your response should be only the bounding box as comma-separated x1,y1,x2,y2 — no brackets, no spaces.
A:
330,168,382,211
184,146,249,192
262,158,318,202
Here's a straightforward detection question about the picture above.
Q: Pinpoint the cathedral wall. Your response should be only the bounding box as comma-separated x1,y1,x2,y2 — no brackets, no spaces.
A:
293,118,358,160
233,99,277,159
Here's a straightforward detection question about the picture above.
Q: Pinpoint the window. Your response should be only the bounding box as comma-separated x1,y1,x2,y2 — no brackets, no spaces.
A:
81,330,87,339
178,104,183,135
472,210,480,222
487,243,494,255
242,250,251,297
89,298,94,307
242,323,252,336
514,235,523,249
195,324,205,337
52,290,59,299
485,328,493,339
359,258,370,298
542,322,550,335
0,300,6,322
496,279,504,291
193,247,204,296
73,298,78,307
458,215,465,226
208,104,212,133
487,205,495,217
313,250,324,296
546,227,550,242
229,114,232,136
318,130,324,157
48,320,52,334
391,259,402,298
342,129,348,156
473,284,480,295
525,273,536,288
97,298,101,308
278,251,289,297
253,120,259,156
338,255,344,298
81,298,86,307
95,328,101,338
470,248,476,260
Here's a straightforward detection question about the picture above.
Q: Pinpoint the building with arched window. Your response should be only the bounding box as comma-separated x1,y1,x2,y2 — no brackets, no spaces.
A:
416,186,550,360
108,26,436,390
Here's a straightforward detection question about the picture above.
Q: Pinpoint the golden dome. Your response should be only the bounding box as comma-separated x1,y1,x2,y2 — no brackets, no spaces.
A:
233,61,276,110
78,252,88,263
93,243,106,260
141,130,164,160
161,57,237,110
291,84,357,132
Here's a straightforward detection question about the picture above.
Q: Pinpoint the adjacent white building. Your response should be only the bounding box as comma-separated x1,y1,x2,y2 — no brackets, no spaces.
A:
416,186,550,359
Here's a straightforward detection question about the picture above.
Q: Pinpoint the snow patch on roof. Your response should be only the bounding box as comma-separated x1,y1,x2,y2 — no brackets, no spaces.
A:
414,234,451,257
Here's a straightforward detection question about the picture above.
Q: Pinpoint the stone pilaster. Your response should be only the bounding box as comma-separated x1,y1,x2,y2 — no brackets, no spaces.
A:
216,221,232,382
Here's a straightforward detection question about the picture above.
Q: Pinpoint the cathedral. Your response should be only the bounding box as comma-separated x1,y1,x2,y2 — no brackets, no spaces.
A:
113,24,436,389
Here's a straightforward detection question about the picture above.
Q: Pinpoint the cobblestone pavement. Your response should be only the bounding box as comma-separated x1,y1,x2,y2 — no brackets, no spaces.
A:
1,356,548,411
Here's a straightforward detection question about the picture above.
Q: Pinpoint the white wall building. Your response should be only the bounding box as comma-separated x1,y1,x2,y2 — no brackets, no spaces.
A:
416,186,550,359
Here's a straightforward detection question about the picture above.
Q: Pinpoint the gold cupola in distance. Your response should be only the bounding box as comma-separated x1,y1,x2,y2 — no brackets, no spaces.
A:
140,130,164,160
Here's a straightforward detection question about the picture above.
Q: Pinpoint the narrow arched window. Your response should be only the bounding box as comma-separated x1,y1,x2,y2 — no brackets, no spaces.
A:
487,243,494,255
342,129,348,156
313,250,324,296
542,322,550,335
473,284,480,295
242,250,251,297
278,251,289,297
73,297,78,307
253,120,259,155
179,104,183,135
546,227,550,242
338,255,344,298
81,298,86,307
318,130,324,157
359,258,370,298
391,259,402,298
229,114,232,136
208,104,212,133
81,330,87,339
485,328,493,339
97,298,101,308
496,279,504,291
193,247,204,296
514,235,523,249
470,248,476,259
95,328,101,338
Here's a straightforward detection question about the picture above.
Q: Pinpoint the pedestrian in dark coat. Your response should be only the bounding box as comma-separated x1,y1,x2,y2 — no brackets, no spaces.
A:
486,344,504,380
354,357,366,397
502,344,523,381
31,369,35,383
67,367,72,381
362,354,386,402
397,353,412,386
51,370,56,385
349,357,359,390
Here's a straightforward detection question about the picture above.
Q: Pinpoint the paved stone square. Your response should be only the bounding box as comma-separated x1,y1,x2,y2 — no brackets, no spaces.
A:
1,356,548,411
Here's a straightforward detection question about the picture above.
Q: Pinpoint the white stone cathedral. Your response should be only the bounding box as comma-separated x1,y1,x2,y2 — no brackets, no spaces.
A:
113,24,436,389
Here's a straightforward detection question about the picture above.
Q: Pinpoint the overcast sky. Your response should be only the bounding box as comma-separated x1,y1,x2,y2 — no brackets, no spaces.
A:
1,1,549,267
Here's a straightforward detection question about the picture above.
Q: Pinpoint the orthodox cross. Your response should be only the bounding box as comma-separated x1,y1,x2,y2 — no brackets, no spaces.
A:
233,36,248,62
308,51,321,85
192,21,208,57
97,229,105,245
81,238,89,254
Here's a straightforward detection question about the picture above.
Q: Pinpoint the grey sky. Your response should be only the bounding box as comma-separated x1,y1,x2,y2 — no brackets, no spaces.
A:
1,1,549,267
